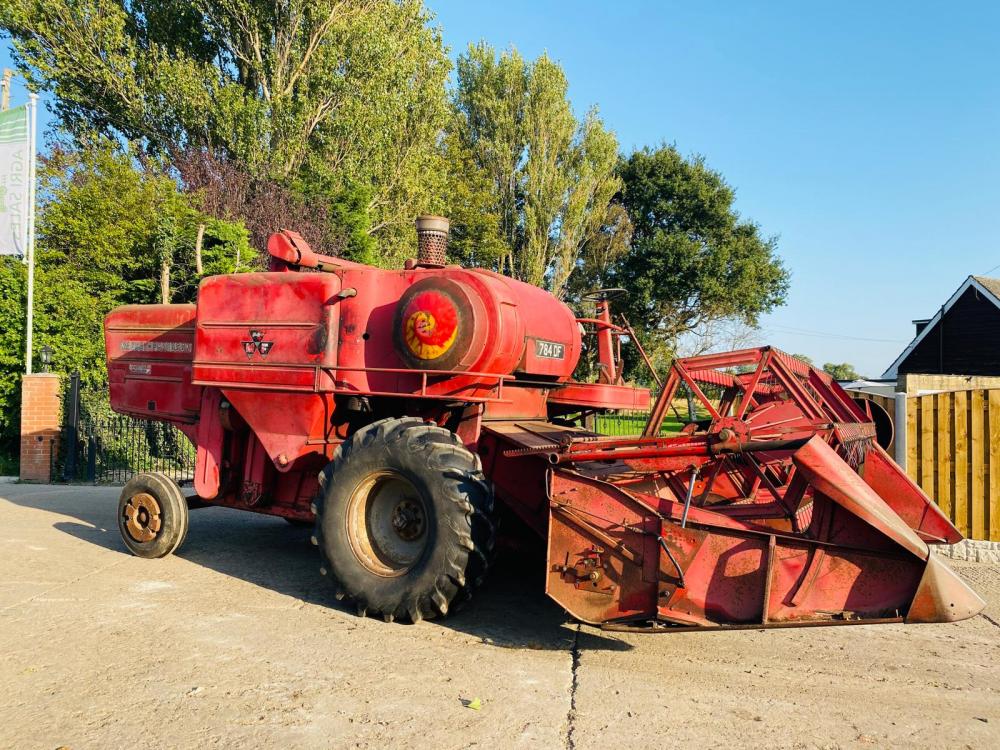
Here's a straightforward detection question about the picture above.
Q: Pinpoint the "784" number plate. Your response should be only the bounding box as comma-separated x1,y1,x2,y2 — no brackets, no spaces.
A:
534,339,565,360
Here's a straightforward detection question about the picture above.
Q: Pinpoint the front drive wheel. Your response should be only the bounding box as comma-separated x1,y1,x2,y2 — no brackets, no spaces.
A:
315,417,496,622
117,472,189,558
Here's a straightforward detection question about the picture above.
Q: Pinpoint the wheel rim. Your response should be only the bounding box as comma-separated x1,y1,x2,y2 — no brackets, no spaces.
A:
346,470,430,577
123,492,162,544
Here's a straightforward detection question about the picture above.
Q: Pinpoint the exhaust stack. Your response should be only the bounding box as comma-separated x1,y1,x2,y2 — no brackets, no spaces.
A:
415,215,449,267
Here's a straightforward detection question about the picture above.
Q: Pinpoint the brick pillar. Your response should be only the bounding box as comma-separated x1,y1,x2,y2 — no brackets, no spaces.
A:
19,373,61,482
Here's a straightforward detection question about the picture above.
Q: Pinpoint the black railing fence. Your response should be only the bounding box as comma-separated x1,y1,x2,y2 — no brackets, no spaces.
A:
59,414,195,485
55,374,194,485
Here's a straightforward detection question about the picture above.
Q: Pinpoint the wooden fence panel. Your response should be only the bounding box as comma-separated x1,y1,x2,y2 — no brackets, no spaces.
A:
970,391,986,540
920,397,935,497
990,391,1000,541
849,387,999,541
953,390,969,535
906,397,918,478
936,393,952,522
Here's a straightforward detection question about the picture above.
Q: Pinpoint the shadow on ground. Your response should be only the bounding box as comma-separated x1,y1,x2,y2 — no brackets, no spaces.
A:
7,486,630,653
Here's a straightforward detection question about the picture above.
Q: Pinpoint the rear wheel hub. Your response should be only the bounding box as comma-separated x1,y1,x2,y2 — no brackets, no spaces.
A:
391,498,425,541
122,492,162,543
347,471,429,577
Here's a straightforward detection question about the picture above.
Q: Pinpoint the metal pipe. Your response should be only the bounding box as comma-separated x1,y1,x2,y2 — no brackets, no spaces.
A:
680,466,700,528
712,437,812,455
24,93,37,373
658,536,686,589
595,300,616,384
618,315,662,388
549,435,811,465
549,441,710,464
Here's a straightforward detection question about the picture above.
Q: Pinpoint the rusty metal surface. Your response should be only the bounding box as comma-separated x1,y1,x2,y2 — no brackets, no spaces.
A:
601,616,906,633
905,553,987,623
122,491,162,543
485,421,599,458
547,381,651,410
792,436,930,559
538,347,983,628
542,454,983,628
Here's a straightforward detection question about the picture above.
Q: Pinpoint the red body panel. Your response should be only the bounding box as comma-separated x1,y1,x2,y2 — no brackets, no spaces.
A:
105,304,200,422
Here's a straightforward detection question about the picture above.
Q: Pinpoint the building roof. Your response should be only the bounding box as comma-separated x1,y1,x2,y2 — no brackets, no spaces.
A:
881,275,1000,379
972,275,1000,299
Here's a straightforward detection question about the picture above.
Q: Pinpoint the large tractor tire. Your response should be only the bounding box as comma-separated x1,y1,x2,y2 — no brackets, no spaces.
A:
314,417,496,622
117,472,189,558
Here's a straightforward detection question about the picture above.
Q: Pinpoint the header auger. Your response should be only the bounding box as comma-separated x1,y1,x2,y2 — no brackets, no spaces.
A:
105,216,984,628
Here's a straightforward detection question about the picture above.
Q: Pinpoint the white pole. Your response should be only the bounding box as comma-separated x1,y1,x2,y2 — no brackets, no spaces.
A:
24,92,37,375
894,391,907,467
1,69,11,111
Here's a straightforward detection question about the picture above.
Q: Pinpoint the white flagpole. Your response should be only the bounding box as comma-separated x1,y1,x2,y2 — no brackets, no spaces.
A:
24,92,37,374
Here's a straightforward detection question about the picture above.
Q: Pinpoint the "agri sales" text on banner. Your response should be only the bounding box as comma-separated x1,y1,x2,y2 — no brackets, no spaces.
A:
0,104,29,256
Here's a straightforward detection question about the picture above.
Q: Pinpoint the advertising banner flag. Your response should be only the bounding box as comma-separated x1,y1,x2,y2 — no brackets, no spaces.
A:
0,104,29,256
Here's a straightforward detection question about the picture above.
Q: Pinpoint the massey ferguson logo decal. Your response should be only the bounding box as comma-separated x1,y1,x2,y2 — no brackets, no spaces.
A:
242,329,274,359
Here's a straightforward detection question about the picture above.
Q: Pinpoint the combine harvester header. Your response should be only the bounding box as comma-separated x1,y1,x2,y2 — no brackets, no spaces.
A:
536,347,984,629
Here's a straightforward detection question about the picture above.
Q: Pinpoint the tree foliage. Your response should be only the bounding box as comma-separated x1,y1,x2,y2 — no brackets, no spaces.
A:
174,147,347,259
613,145,789,371
0,258,27,455
0,0,450,262
823,362,862,381
448,43,625,297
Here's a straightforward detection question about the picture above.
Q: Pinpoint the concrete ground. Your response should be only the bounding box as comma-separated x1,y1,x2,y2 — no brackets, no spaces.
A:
1,484,998,750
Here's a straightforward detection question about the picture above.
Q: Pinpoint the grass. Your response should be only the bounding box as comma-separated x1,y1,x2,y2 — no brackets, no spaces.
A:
596,412,685,437
595,398,713,437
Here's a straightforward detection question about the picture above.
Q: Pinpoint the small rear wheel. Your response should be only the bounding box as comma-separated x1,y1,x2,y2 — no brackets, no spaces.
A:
117,472,189,558
314,417,496,622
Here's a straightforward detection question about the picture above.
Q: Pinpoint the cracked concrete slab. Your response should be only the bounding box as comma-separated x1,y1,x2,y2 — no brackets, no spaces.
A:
1,484,998,749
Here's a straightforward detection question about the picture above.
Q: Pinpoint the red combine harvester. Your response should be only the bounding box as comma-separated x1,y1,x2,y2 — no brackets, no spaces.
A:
104,216,984,629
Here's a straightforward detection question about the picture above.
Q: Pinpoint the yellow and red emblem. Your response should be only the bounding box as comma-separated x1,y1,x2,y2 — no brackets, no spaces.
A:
401,290,459,360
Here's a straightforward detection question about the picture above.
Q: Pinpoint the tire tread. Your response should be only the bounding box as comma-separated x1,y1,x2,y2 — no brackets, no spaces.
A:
314,418,496,622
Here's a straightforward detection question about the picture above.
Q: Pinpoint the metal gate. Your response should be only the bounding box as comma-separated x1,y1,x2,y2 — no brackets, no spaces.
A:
56,374,195,485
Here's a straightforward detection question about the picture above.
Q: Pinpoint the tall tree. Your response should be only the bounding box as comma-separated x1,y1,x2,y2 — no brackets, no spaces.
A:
614,144,789,369
449,43,624,297
549,114,622,296
451,44,528,268
518,54,576,287
0,0,451,263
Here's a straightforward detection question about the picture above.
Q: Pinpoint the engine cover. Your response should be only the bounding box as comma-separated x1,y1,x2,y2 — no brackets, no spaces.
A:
390,268,581,381
394,277,487,371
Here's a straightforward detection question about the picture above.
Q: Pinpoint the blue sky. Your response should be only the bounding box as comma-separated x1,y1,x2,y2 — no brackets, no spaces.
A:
431,0,1000,376
4,2,999,376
